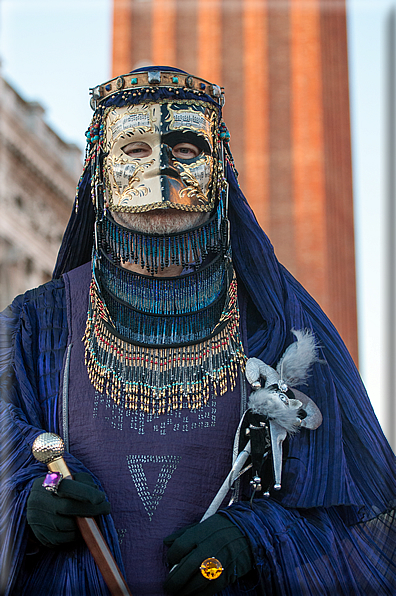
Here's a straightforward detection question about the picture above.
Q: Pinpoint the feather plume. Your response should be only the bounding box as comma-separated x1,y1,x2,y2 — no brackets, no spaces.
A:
276,329,319,386
248,388,302,434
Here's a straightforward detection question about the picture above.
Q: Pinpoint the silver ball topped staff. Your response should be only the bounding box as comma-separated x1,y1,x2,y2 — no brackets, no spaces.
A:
32,433,132,596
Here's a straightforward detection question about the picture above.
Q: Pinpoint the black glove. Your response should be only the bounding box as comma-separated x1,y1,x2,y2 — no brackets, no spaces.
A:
163,513,252,596
27,472,111,547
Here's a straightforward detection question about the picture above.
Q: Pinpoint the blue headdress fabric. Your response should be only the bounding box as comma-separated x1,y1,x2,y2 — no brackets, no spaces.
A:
53,66,220,279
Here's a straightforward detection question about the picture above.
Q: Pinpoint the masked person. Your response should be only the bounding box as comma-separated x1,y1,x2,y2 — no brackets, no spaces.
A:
1,67,395,596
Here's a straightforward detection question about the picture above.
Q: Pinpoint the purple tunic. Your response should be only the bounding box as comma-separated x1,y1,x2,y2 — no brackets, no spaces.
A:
63,263,245,595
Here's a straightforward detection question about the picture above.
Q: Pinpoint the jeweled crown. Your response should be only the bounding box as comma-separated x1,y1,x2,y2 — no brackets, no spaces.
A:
89,69,225,110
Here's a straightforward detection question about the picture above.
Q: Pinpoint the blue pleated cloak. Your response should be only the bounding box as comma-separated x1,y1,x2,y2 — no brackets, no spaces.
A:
0,96,395,594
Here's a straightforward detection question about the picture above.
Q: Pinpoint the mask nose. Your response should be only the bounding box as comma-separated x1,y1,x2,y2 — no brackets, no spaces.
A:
160,143,174,170
160,143,180,178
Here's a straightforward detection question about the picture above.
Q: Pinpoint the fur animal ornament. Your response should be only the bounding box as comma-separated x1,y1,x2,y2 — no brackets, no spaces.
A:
200,330,324,519
245,329,322,432
245,329,323,491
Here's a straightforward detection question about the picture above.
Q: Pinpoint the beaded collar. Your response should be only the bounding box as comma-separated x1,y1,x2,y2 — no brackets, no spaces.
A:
83,244,246,414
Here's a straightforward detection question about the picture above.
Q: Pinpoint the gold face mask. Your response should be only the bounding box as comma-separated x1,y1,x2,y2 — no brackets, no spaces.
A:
103,100,219,213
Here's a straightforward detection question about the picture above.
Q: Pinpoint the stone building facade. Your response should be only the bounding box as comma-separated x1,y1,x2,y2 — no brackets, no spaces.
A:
0,75,81,310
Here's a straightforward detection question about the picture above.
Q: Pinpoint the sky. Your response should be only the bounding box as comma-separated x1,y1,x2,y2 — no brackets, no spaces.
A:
0,0,112,149
0,0,395,443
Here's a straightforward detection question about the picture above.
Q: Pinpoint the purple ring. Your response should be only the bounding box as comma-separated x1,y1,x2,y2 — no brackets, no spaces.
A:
42,471,63,494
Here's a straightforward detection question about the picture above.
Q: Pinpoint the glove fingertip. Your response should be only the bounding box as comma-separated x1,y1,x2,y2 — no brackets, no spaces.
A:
103,501,111,515
163,535,177,547
57,480,106,505
90,492,107,506
95,501,111,517
74,472,97,487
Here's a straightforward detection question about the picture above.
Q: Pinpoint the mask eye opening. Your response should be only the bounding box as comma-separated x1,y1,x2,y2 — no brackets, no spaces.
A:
162,131,211,156
171,143,202,161
121,141,153,158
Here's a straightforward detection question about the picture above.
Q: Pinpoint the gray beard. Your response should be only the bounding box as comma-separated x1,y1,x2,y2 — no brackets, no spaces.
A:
111,209,209,235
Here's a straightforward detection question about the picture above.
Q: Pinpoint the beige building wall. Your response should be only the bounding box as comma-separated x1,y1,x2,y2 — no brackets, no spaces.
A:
0,75,82,310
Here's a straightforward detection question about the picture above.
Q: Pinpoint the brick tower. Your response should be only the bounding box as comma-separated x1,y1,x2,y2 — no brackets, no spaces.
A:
111,0,358,363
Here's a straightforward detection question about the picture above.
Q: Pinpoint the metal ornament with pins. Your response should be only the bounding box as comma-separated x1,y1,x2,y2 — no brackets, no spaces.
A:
32,433,132,596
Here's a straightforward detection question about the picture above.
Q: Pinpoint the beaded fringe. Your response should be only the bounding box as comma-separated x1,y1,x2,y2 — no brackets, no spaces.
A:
100,282,227,345
97,248,229,314
83,277,246,414
99,211,227,275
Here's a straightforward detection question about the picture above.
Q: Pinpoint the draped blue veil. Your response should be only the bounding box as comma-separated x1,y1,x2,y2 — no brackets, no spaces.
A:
53,66,395,519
